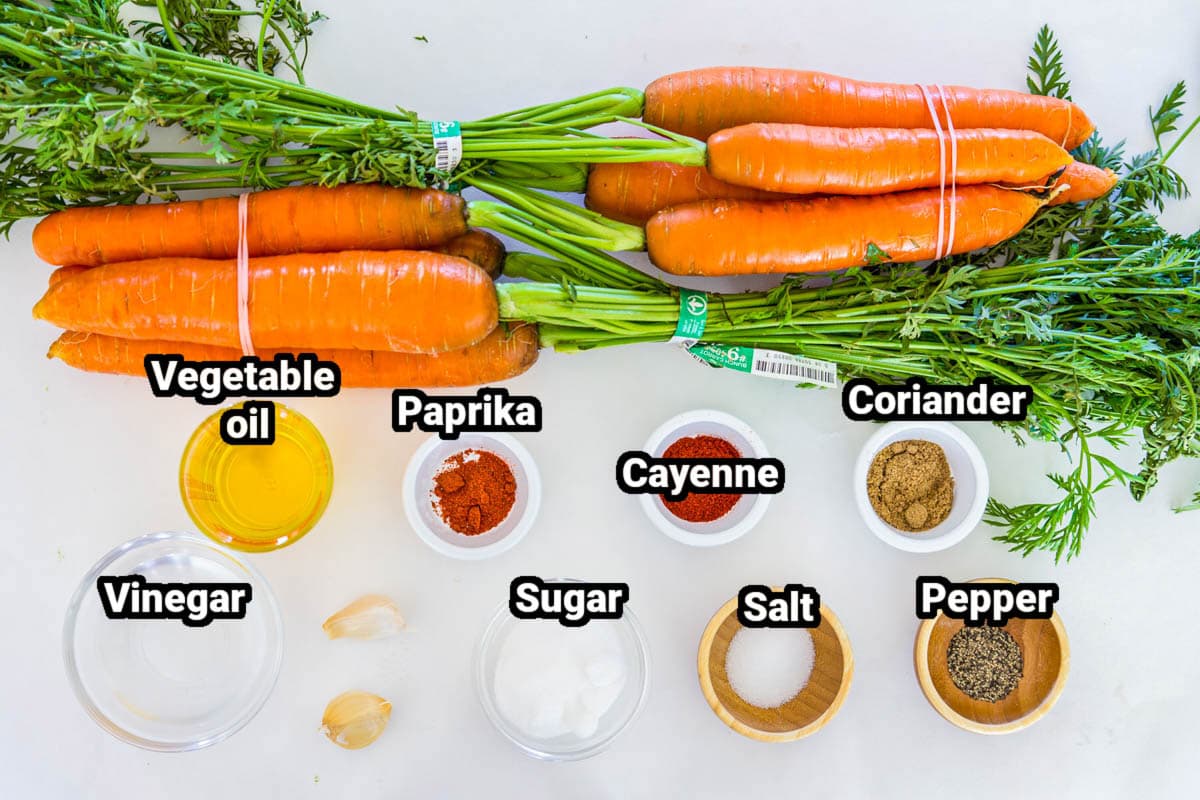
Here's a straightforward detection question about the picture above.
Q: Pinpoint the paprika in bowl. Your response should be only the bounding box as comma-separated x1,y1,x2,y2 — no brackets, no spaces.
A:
403,432,541,560
637,410,774,547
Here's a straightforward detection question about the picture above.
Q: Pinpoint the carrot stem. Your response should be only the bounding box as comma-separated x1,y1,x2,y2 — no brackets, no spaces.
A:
466,176,644,250
256,0,281,75
1162,115,1200,164
154,0,187,52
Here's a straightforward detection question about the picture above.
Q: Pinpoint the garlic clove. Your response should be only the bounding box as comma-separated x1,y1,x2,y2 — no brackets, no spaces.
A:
320,690,392,750
322,594,406,640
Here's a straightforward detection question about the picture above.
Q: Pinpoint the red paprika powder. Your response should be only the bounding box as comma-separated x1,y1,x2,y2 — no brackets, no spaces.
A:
661,435,742,523
432,449,517,535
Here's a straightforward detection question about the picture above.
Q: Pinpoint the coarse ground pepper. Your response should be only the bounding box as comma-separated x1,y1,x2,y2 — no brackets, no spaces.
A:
432,449,517,535
661,435,742,523
946,625,1024,703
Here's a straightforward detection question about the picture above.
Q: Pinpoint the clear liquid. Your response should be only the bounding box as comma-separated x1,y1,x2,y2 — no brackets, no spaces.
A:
90,554,265,731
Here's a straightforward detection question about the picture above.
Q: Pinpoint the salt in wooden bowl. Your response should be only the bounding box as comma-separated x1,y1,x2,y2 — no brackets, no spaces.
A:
697,593,854,742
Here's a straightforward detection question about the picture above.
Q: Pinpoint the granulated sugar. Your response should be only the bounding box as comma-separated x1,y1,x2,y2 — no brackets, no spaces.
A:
724,627,815,708
493,620,627,741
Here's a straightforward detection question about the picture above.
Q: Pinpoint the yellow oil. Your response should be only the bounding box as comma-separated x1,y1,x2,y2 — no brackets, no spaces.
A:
180,403,333,552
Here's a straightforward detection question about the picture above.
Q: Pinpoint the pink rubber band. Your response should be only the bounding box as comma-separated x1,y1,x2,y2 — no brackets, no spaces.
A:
236,193,255,356
935,85,958,259
918,84,957,260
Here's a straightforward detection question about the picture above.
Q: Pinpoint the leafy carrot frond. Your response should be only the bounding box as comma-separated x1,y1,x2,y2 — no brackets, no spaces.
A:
1026,25,1072,100
0,2,697,228
1151,80,1188,149
45,0,128,34
1122,152,1187,211
1072,133,1125,172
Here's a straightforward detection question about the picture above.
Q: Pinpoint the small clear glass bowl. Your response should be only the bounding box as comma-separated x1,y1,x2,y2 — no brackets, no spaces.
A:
62,532,283,752
180,403,333,553
474,580,650,761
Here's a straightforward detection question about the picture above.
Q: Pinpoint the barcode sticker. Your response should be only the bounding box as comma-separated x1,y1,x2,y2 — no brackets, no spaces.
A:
688,344,838,386
431,120,463,172
750,350,838,386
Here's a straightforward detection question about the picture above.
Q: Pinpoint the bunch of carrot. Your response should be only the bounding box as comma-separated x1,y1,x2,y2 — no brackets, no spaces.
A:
586,67,1119,274
32,185,540,387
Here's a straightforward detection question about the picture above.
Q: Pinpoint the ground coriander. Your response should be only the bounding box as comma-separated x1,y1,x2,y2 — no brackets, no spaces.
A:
946,625,1024,703
866,439,954,532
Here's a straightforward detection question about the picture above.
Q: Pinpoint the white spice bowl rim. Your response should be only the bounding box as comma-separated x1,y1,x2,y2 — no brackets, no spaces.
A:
402,432,542,561
852,420,989,553
637,409,773,547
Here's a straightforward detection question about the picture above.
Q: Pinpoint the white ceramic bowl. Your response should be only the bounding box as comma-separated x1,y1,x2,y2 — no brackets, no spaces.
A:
403,432,541,560
637,410,772,547
853,421,988,553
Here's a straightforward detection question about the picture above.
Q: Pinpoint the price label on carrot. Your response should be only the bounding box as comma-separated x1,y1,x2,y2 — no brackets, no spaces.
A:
431,120,463,172
690,344,838,386
670,289,708,346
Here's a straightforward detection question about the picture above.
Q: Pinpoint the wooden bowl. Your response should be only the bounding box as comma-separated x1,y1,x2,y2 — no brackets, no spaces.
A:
914,578,1070,735
697,592,854,742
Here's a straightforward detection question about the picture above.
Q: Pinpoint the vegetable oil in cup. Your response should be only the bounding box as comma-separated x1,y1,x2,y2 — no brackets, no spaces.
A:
180,403,333,552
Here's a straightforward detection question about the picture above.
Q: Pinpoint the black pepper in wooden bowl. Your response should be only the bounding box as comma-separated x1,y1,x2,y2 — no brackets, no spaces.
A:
946,625,1023,703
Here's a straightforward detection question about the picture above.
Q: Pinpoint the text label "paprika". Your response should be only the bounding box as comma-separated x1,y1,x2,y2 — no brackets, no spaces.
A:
392,387,541,439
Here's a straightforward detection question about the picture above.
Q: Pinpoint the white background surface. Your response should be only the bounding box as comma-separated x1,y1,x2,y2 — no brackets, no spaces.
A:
3,1,1200,797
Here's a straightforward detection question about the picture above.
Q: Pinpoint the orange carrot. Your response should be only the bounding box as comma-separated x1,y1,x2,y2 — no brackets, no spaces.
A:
32,185,468,267
1044,161,1119,205
585,161,786,226
48,265,88,286
46,325,539,387
644,68,1094,150
646,187,1043,275
707,124,1072,195
433,229,506,278
46,230,505,281
33,251,497,353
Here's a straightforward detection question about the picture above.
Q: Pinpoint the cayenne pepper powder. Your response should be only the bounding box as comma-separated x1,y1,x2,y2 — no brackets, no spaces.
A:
661,435,742,523
432,449,517,535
